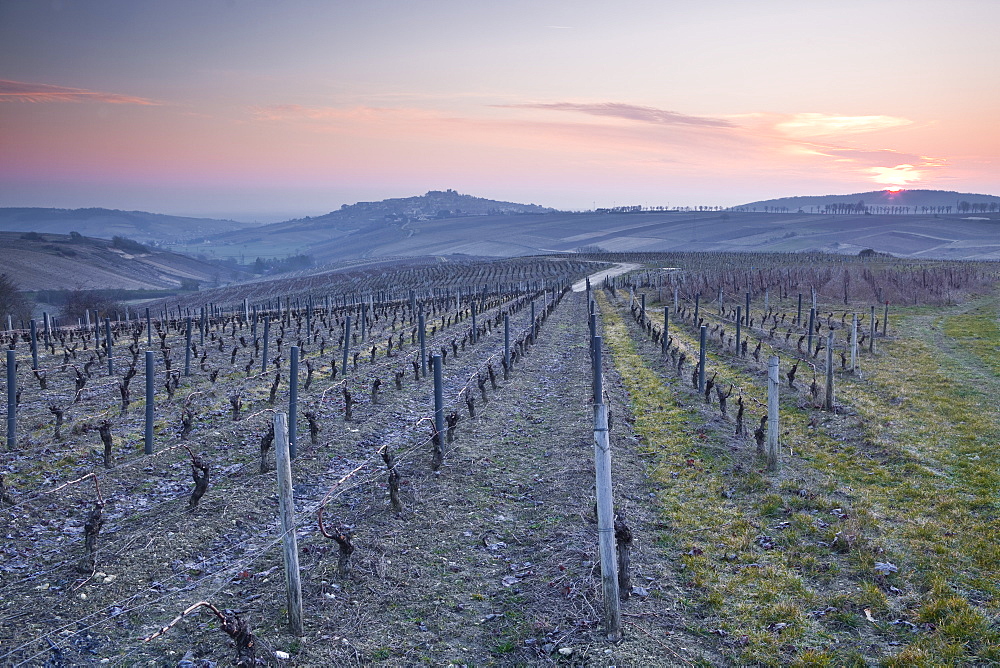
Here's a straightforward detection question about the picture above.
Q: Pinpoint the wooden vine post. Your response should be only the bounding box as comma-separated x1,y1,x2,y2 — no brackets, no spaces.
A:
698,325,707,393
261,316,270,373
433,354,444,468
289,346,299,459
735,306,742,357
504,313,510,369
869,305,876,353
824,331,835,411
530,299,536,341
184,316,193,377
105,317,113,375
29,319,38,370
273,412,304,636
143,351,155,454
342,315,351,376
850,313,858,373
807,307,816,354
591,334,621,641
472,301,478,344
418,311,426,377
766,356,780,472
662,307,668,354
6,349,15,450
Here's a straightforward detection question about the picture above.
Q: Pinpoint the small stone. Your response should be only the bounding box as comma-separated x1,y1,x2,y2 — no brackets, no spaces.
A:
558,647,573,656
274,650,291,660
103,574,117,584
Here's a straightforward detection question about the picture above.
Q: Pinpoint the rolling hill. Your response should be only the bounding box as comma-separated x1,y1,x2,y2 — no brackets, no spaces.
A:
0,231,249,291
0,207,258,245
193,196,1000,263
5,190,999,266
741,189,1000,214
181,189,556,258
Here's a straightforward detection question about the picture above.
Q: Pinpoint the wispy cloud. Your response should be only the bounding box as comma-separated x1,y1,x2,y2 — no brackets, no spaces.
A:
503,103,943,185
798,144,925,165
770,112,912,138
0,79,159,105
498,102,735,128
251,99,946,188
866,164,926,185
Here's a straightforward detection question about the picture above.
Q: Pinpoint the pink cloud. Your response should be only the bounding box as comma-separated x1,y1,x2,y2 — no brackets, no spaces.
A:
241,100,953,191
867,164,925,186
770,112,912,138
0,79,159,105
496,102,735,128
494,103,945,188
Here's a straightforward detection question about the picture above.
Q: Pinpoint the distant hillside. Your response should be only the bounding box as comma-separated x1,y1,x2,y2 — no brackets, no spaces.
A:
194,190,556,257
0,207,259,245
0,231,249,291
296,189,556,225
741,189,1000,214
10,190,999,269
188,208,1000,264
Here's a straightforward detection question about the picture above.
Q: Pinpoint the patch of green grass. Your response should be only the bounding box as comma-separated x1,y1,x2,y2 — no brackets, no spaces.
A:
605,285,1000,664
941,304,1000,376
597,292,832,664
490,638,518,654
790,649,835,667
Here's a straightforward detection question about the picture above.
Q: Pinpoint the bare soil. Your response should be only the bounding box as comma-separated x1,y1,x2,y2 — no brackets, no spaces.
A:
1,288,715,666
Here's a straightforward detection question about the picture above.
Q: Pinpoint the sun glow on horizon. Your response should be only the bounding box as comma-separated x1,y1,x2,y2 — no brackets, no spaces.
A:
867,163,924,189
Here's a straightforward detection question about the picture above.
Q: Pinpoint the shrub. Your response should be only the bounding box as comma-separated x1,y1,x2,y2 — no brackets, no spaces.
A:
60,290,125,321
111,236,148,254
0,273,33,322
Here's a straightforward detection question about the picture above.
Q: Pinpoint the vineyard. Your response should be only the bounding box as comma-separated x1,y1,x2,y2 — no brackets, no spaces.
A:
1,252,999,666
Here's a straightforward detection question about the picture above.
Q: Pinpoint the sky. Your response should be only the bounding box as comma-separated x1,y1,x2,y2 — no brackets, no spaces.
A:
1,0,998,222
